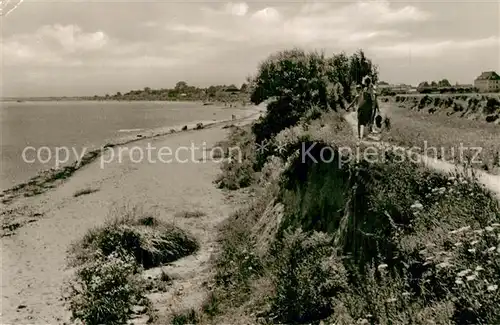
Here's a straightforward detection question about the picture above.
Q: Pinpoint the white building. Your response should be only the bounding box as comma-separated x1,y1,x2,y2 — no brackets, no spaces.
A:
474,71,500,93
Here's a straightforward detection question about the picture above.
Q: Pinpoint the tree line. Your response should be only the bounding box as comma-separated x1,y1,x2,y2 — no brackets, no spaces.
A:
92,81,249,102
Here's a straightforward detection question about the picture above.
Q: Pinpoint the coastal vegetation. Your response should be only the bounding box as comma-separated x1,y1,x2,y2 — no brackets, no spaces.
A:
199,48,500,324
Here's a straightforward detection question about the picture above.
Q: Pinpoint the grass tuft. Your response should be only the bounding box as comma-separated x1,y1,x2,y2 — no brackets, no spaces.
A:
73,187,99,198
174,210,207,219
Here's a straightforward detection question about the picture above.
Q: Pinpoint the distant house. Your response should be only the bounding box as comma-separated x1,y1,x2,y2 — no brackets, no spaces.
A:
378,82,411,94
474,71,500,93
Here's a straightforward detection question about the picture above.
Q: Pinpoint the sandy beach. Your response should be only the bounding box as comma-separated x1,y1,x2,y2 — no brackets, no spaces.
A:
0,109,262,324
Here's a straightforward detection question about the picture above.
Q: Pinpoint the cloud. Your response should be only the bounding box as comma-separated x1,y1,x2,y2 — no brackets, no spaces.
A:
2,23,207,68
251,7,281,22
34,24,108,53
224,2,249,16
371,36,500,58
166,24,217,36
187,0,430,49
2,24,108,66
355,0,430,24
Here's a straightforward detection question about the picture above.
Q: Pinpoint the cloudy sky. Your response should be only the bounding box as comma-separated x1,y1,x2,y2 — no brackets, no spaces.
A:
1,0,499,97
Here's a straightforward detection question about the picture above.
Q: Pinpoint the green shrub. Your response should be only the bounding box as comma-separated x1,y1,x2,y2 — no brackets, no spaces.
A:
68,251,146,325
214,212,264,305
69,212,199,269
215,126,257,190
485,97,500,115
270,229,348,323
171,309,199,325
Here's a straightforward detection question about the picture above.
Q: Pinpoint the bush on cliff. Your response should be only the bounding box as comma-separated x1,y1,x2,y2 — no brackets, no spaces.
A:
215,125,257,190
248,48,377,154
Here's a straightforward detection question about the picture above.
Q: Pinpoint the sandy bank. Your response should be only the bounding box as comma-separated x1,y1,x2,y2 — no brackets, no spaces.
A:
0,110,261,324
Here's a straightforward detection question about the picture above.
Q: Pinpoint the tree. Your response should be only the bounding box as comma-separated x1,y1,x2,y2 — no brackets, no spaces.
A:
327,53,351,100
431,81,438,87
207,86,217,98
175,81,187,92
240,83,248,92
249,47,378,153
250,48,329,107
349,49,378,87
438,79,451,87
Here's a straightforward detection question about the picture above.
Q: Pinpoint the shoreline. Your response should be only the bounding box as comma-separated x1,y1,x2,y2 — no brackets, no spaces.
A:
0,105,264,206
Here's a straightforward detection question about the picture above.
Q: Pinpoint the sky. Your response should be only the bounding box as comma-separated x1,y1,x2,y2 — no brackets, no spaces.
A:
1,0,499,97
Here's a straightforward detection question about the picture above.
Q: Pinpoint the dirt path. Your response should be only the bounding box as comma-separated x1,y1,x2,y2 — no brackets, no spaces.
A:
0,115,259,324
344,109,500,201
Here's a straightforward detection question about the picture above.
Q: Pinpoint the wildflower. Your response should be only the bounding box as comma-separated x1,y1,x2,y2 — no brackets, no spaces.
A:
470,240,479,245
454,242,463,247
455,279,464,285
377,263,388,270
411,202,424,210
448,176,456,181
485,226,494,232
437,262,451,268
450,226,471,234
468,248,476,253
402,292,411,297
487,285,498,292
492,223,500,227
475,266,484,271
487,246,496,252
466,275,477,281
457,269,471,277
248,266,253,271
386,298,397,303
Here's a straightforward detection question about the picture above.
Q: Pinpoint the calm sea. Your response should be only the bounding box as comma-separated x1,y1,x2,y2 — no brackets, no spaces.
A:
0,101,249,190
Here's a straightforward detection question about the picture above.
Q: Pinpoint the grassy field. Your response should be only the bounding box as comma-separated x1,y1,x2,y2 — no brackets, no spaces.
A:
381,102,500,174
